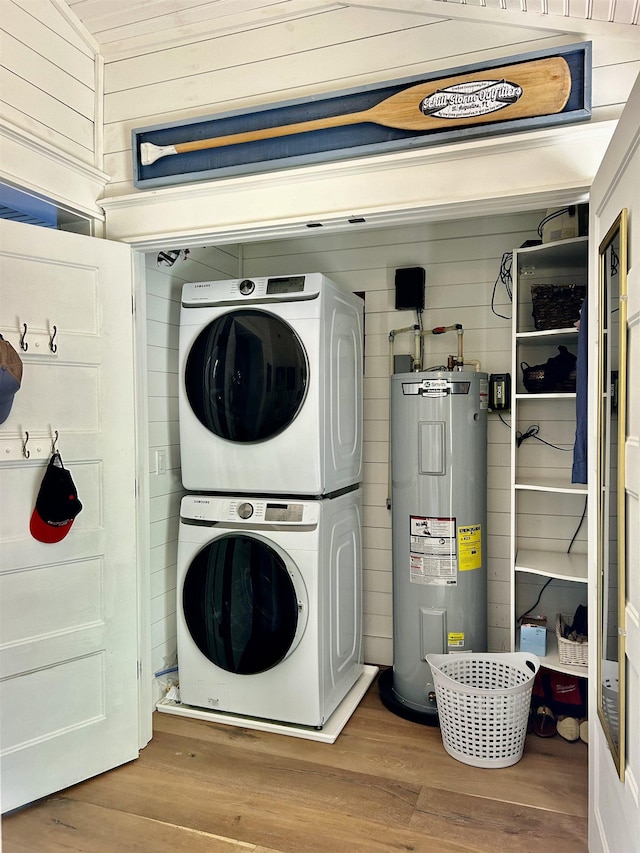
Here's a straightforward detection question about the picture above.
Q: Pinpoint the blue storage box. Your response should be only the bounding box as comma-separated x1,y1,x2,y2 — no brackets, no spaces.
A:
520,624,547,656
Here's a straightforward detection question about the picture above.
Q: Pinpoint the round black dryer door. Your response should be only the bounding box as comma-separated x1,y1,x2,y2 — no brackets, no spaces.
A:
185,309,308,442
182,534,307,675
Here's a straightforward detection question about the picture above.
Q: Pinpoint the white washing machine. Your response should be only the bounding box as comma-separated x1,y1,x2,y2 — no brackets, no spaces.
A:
178,273,363,496
176,489,364,727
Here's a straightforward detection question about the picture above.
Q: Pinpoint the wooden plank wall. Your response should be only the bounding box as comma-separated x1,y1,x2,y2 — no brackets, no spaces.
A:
1,0,99,168
99,6,640,199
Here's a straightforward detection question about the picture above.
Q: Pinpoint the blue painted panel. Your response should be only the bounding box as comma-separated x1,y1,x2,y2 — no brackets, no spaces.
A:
132,42,591,190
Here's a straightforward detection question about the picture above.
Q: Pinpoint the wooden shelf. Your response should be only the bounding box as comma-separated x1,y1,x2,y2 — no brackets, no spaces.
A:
515,392,576,401
514,477,588,494
516,327,579,340
516,235,588,267
515,549,587,583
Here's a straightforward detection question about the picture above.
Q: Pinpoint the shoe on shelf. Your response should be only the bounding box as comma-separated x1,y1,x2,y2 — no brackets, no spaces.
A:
557,716,580,742
534,705,557,738
579,718,588,744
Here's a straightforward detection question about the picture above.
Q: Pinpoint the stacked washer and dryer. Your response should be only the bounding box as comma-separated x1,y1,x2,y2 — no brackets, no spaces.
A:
176,273,366,730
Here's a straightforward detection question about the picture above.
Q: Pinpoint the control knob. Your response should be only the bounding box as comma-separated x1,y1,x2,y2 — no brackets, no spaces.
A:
237,502,254,519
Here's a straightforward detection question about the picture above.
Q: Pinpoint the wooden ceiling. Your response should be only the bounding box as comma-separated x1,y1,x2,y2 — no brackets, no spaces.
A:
62,0,639,58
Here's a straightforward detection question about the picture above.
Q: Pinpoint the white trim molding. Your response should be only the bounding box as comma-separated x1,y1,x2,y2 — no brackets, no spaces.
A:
0,120,109,220
102,121,615,248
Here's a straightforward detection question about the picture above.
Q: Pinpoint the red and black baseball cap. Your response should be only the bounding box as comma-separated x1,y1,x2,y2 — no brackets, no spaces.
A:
30,454,83,543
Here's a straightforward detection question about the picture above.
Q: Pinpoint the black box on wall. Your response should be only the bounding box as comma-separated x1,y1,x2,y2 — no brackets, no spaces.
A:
395,267,425,310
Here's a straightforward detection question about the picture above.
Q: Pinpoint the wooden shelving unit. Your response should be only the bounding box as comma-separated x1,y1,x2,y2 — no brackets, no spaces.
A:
509,235,589,677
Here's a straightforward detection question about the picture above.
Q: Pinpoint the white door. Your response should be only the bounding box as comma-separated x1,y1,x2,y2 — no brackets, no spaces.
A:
589,73,640,851
0,219,140,813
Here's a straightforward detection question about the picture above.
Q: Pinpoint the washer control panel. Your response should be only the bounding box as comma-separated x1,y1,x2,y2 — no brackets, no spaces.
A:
181,273,323,307
264,503,304,523
180,495,319,526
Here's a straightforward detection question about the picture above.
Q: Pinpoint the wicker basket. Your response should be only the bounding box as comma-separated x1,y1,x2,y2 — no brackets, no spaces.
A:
521,362,547,393
531,284,586,331
521,362,577,393
520,345,577,394
556,614,588,666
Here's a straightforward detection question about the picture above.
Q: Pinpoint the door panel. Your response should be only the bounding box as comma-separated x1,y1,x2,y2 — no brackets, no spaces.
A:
0,220,139,813
589,71,640,852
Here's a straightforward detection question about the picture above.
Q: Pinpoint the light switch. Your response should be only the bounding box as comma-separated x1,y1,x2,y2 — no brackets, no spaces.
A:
156,449,167,475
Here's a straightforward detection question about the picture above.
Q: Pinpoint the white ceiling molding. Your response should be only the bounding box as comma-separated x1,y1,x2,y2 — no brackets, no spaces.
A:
0,120,109,220
101,186,590,253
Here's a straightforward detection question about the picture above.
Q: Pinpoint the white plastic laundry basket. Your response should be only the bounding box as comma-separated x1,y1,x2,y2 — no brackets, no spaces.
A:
426,652,540,769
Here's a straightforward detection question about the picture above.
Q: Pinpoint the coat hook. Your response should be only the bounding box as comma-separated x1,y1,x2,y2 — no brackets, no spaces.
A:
22,431,30,459
49,325,58,353
19,323,28,352
51,430,59,454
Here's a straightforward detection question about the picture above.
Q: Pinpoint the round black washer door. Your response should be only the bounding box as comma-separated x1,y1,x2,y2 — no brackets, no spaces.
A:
185,309,308,442
183,534,302,675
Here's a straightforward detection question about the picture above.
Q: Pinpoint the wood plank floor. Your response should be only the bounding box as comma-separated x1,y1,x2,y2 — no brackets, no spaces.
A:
2,673,588,852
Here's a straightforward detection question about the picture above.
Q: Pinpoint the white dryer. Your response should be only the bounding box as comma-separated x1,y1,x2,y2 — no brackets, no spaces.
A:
178,273,363,496
176,489,364,727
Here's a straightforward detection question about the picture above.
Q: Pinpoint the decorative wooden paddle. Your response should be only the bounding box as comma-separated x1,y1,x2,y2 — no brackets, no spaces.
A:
141,56,570,165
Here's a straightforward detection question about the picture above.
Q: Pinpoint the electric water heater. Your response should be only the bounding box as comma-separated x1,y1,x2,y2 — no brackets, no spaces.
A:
383,370,488,723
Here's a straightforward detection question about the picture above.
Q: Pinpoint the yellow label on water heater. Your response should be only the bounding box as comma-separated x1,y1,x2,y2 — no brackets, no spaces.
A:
458,524,482,571
448,632,465,647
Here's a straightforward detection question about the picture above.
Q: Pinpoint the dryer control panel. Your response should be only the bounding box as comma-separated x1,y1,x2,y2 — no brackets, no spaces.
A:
182,273,324,307
180,495,320,526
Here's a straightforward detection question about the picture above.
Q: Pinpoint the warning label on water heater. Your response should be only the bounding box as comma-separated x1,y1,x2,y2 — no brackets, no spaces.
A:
458,524,482,571
409,515,457,585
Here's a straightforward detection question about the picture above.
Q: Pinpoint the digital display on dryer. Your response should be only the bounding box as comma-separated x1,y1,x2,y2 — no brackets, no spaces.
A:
266,276,305,294
265,503,304,522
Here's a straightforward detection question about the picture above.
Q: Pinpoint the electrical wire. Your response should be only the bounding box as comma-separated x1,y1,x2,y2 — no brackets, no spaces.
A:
536,207,573,239
567,496,588,553
610,244,620,276
517,578,552,625
491,251,513,319
499,416,571,452
515,424,572,451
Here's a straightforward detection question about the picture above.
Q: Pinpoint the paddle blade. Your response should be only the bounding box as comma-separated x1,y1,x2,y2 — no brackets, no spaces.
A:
369,57,572,132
